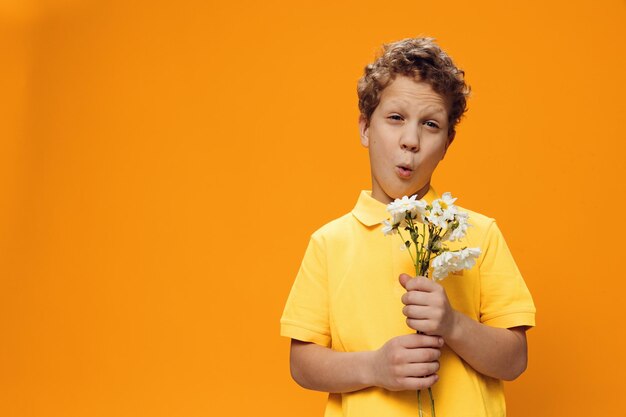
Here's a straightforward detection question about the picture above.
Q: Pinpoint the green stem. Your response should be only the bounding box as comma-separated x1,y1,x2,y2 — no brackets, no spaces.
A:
417,389,423,417
418,223,426,275
406,217,420,270
422,225,439,276
428,387,436,417
398,218,437,417
415,220,425,271
397,229,418,275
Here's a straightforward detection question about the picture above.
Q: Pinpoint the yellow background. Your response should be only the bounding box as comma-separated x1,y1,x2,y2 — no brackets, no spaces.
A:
1,1,625,416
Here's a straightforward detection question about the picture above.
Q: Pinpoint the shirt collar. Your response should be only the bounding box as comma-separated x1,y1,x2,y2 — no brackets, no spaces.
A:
351,187,440,227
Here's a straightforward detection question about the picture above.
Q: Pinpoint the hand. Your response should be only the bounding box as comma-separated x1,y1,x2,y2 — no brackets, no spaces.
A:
371,333,442,391
399,274,458,338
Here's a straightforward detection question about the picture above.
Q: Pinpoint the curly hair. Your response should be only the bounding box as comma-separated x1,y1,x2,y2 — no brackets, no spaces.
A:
357,37,470,136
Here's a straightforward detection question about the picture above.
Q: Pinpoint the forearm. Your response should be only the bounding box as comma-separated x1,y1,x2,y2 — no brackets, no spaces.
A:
290,339,375,393
445,312,528,381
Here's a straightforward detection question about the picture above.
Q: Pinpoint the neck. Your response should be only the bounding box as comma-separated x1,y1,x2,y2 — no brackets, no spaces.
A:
370,181,431,204
412,182,431,200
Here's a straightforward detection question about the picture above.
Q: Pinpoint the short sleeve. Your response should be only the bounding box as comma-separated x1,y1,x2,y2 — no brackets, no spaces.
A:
478,220,536,329
280,233,331,347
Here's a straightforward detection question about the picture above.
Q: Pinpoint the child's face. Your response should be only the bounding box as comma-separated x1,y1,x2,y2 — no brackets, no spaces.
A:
359,75,453,204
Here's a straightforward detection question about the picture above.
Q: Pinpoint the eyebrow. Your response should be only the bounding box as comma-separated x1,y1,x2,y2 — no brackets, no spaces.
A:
384,100,447,116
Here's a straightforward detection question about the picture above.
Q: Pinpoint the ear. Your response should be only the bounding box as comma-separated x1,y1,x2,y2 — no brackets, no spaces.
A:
358,114,370,147
442,130,455,159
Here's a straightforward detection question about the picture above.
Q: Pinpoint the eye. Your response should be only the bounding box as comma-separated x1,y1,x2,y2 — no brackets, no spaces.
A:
388,114,404,121
423,120,440,129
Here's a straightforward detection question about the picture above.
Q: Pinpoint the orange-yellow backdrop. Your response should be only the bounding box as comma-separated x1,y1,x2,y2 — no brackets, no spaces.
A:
1,1,625,416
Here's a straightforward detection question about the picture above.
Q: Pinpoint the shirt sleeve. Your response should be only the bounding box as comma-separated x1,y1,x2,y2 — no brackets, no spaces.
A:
280,233,331,347
478,220,536,329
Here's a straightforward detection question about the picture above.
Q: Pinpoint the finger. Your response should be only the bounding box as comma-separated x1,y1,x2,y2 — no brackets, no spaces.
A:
406,318,439,334
403,276,437,292
402,305,431,320
401,290,430,306
398,333,443,348
398,273,413,289
399,361,441,378
404,347,441,364
403,374,440,391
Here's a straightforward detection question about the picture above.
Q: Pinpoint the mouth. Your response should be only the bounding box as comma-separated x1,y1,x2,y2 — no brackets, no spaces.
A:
395,164,413,179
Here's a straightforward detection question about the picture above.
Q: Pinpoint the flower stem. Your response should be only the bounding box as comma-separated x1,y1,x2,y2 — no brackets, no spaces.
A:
415,219,425,271
406,217,422,275
397,229,418,275
417,389,423,417
428,387,436,417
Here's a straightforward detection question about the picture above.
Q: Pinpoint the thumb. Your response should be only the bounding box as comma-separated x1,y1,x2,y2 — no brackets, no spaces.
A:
398,273,413,289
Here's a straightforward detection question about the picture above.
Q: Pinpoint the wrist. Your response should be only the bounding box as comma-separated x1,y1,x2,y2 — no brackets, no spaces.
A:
360,350,378,388
443,309,464,342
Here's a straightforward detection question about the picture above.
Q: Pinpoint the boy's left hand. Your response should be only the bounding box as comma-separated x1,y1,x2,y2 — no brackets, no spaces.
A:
399,274,458,339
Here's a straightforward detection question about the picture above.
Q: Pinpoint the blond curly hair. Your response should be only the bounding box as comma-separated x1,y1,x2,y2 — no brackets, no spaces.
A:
357,37,470,136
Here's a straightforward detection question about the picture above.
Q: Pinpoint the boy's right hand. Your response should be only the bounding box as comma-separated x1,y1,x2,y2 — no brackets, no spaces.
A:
371,333,442,391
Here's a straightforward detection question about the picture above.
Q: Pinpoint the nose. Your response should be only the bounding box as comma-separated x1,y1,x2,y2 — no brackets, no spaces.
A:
400,124,420,153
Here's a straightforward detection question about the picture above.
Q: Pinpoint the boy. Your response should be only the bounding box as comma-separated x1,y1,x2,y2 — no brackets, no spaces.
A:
280,37,535,417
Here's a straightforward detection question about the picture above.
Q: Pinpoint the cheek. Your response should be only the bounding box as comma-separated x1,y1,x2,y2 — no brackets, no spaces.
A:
370,136,393,157
371,125,394,143
429,138,448,155
422,144,447,166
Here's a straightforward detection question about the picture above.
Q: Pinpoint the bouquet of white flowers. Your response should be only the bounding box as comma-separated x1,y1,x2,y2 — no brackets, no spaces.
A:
382,192,481,417
383,192,481,279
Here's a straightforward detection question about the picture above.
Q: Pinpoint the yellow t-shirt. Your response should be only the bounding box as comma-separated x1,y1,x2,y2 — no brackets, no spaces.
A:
281,188,536,417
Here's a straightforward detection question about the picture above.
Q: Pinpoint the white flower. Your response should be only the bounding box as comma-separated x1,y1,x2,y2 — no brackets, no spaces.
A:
447,224,467,242
381,213,409,236
387,195,417,214
382,219,397,236
425,209,446,228
431,251,455,280
458,247,481,268
440,192,458,209
391,211,407,226
443,211,471,242
431,247,481,280
387,195,427,221
431,192,459,223
425,203,453,228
